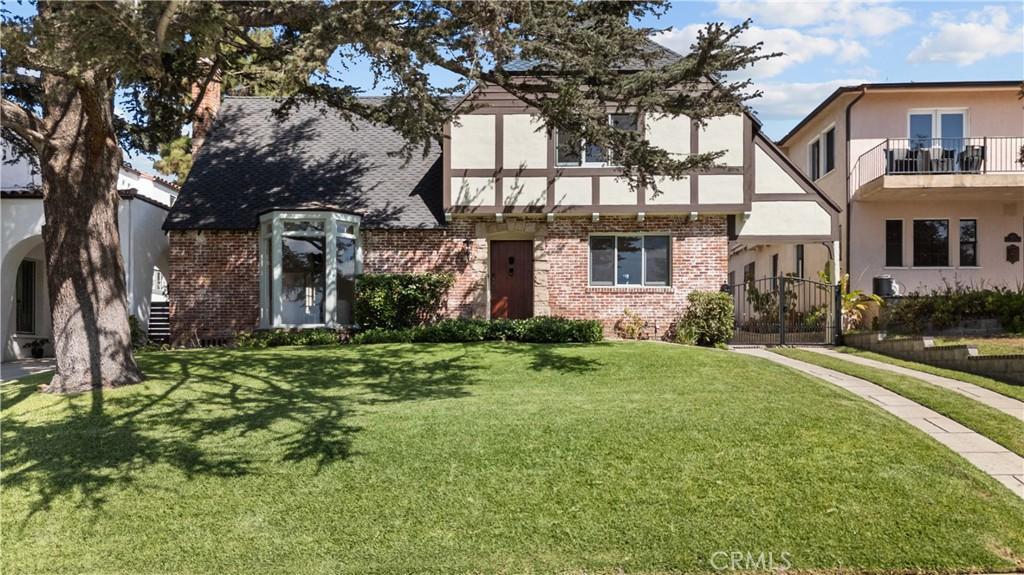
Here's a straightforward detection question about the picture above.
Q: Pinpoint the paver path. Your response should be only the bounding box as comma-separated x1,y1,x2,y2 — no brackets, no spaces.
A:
799,346,1024,421
734,347,1024,498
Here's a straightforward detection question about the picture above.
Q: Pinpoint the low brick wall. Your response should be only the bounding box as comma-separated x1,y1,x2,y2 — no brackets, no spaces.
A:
845,332,1024,385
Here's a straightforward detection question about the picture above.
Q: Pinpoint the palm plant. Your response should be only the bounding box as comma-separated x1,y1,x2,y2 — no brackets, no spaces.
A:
819,265,884,331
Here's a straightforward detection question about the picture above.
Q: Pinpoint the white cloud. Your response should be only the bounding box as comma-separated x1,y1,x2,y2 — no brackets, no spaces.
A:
753,78,868,119
715,0,912,37
908,5,1024,66
655,25,867,79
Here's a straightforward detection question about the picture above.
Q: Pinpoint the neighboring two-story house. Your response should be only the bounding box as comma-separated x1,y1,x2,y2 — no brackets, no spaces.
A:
1,144,179,360
164,46,839,343
731,81,1023,295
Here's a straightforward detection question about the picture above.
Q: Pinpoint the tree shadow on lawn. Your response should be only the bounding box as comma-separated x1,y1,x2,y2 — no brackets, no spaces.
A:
1,342,601,516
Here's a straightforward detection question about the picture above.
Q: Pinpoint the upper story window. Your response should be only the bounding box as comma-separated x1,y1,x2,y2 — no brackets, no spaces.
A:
259,211,361,328
808,126,835,181
908,109,966,149
556,113,638,167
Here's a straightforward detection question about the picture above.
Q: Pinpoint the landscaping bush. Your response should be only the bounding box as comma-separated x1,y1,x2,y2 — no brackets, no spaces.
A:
235,329,341,348
354,273,456,330
883,285,1024,334
353,317,603,345
676,291,734,347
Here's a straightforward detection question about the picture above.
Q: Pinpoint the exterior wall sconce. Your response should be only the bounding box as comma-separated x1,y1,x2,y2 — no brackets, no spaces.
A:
495,213,504,223
546,213,555,223
637,212,646,222
592,213,600,222
687,212,699,223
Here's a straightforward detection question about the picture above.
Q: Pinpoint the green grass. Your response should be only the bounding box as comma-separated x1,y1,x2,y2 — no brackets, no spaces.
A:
935,335,1024,357
773,347,1024,458
836,346,1024,402
3,343,1024,574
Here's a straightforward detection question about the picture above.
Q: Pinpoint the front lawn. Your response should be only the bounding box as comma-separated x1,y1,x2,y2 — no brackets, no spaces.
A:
837,346,1024,402
774,347,1024,457
935,335,1024,356
3,343,1024,574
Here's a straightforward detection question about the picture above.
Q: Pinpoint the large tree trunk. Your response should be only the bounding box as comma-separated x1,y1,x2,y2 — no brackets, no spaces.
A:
39,74,143,393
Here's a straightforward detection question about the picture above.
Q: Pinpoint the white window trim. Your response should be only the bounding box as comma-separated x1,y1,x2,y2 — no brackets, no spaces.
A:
907,108,970,142
910,217,952,269
957,217,980,269
556,114,639,168
587,232,672,288
259,210,362,329
883,218,905,269
807,123,836,181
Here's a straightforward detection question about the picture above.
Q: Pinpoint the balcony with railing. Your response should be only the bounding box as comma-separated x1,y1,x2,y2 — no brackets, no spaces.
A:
855,136,1024,199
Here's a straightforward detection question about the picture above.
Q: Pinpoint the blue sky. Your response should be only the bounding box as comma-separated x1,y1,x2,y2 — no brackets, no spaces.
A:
6,1,1022,177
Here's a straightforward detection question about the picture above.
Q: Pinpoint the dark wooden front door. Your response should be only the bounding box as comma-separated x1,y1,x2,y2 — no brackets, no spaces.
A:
490,241,534,319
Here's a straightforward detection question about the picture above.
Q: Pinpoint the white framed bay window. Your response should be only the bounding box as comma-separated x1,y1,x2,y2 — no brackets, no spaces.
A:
259,211,361,328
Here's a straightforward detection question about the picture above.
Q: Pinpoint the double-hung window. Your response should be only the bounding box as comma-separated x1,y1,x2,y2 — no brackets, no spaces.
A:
556,113,638,167
260,211,361,327
959,219,978,267
743,262,755,284
589,235,670,286
913,219,949,268
807,126,835,180
885,220,903,267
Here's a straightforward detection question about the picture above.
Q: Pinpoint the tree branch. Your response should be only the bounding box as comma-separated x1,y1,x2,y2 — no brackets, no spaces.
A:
155,0,182,51
1,99,47,150
1,72,42,86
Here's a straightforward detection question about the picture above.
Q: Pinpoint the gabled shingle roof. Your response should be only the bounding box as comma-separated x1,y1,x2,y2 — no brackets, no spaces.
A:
163,97,444,231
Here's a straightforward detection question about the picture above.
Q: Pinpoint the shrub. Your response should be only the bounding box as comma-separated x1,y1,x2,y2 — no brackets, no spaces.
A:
235,329,341,348
128,315,149,348
882,284,1024,334
353,317,603,345
676,291,734,347
354,273,455,330
615,308,646,340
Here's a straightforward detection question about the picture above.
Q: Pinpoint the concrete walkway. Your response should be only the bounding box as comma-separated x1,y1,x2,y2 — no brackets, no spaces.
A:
799,346,1024,421
734,347,1024,498
0,359,56,382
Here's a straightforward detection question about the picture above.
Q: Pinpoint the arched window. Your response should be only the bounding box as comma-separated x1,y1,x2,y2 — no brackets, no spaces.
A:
259,211,361,328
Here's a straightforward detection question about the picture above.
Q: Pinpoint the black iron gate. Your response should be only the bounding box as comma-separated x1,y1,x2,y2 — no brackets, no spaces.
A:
725,276,839,345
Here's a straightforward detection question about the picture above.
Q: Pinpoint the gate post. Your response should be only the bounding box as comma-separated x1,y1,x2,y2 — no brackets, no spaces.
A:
834,283,843,345
778,275,786,346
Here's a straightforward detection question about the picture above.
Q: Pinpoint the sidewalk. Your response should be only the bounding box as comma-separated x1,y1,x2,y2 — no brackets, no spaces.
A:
800,347,1024,421
0,359,56,382
734,347,1024,499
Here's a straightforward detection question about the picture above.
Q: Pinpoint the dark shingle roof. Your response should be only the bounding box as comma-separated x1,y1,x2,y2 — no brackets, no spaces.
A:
164,97,444,231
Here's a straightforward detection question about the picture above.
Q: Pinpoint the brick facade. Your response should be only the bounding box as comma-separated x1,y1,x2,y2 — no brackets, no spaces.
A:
168,230,260,344
168,215,727,343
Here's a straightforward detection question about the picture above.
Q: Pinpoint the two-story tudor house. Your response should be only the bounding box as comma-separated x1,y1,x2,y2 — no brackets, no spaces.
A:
164,47,839,343
730,81,1023,296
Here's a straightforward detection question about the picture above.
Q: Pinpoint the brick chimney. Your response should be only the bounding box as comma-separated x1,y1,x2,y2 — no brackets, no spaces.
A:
190,71,222,154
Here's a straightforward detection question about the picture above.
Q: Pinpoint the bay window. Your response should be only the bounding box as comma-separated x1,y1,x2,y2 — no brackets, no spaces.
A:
260,211,361,328
589,234,671,287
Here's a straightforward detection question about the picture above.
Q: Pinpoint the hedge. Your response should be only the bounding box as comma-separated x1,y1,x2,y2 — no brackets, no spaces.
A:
352,317,603,344
354,273,455,330
883,286,1024,334
235,329,342,348
675,291,735,347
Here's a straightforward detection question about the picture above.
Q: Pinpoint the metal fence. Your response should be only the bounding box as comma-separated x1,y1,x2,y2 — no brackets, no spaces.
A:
725,276,838,345
857,136,1024,187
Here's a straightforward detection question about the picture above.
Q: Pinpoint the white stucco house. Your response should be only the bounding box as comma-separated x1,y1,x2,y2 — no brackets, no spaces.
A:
1,142,178,360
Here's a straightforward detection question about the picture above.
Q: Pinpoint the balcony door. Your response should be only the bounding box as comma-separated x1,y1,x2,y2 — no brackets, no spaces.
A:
908,109,966,150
